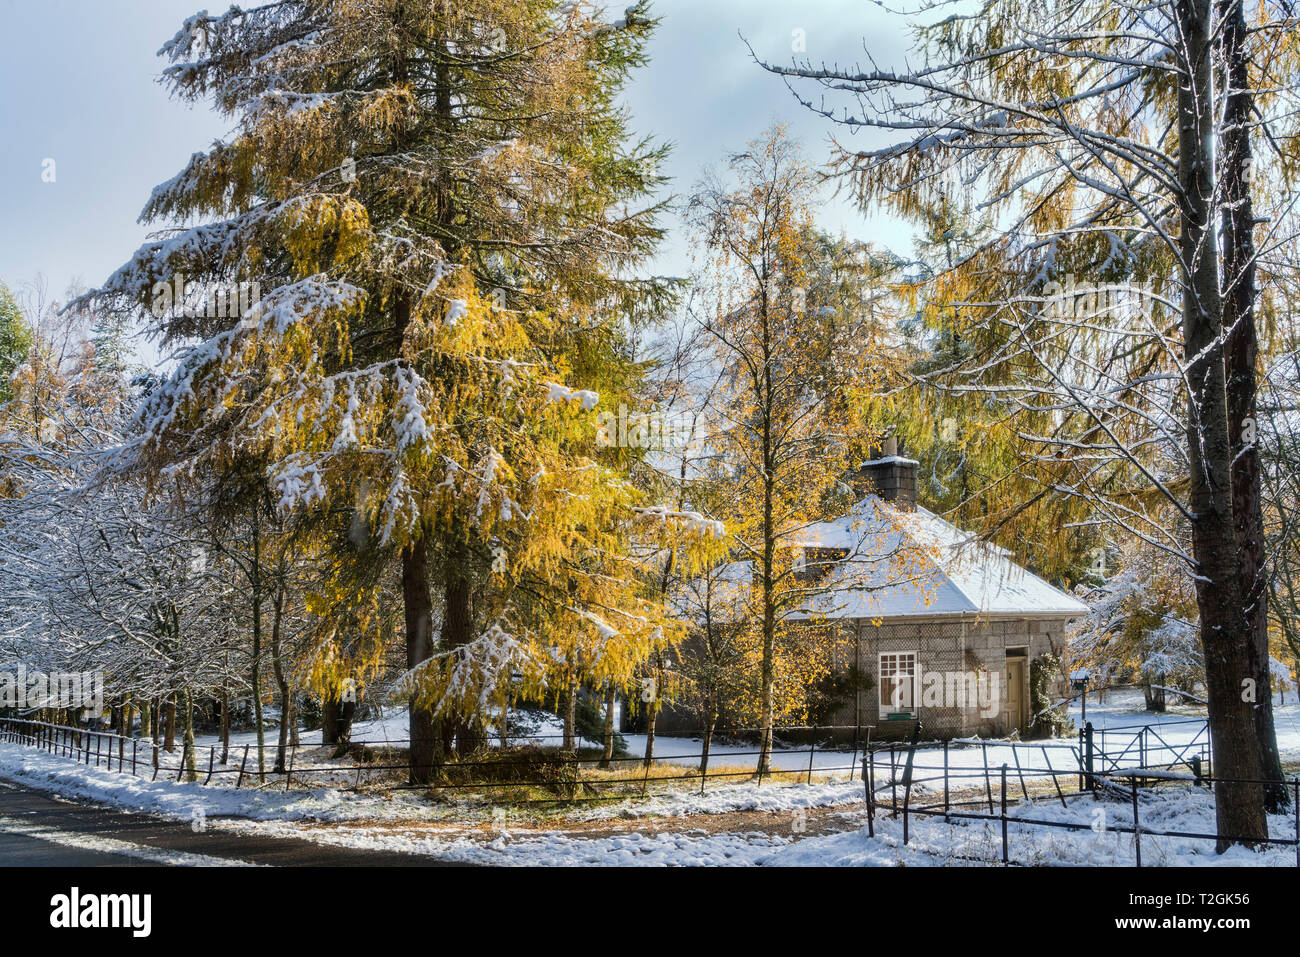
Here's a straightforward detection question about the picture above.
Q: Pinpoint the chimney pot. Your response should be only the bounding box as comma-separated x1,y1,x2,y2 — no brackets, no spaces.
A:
852,434,917,509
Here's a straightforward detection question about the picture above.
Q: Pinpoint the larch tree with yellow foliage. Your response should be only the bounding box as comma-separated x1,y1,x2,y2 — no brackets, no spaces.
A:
77,0,714,783
686,126,909,775
765,0,1300,845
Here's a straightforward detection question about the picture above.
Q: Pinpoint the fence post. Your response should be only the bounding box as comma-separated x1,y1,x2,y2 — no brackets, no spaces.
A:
982,743,994,813
1139,727,1146,787
900,723,921,843
1131,775,1142,867
132,739,138,777
1077,725,1084,790
807,737,816,785
943,739,950,819
1000,764,1009,864
890,745,897,817
1084,722,1095,791
865,748,875,838
205,745,215,785
176,740,190,782
236,744,249,788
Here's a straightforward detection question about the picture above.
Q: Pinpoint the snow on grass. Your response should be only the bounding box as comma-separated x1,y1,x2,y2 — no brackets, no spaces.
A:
219,782,1298,867
222,815,793,866
575,778,867,821
0,740,453,825
766,785,1299,867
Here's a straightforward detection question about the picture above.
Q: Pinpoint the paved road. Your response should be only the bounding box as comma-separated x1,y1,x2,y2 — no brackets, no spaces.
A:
0,777,461,866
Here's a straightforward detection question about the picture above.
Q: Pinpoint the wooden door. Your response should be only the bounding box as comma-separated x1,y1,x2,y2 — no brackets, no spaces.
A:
1006,657,1027,732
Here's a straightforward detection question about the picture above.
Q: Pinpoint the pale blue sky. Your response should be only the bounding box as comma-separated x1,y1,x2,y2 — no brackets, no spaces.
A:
0,0,914,346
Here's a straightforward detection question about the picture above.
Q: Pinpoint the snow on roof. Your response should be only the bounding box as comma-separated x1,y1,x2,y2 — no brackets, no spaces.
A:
681,495,1088,624
857,455,920,468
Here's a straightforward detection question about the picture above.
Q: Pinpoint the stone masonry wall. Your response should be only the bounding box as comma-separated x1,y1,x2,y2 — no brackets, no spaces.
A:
829,616,1071,741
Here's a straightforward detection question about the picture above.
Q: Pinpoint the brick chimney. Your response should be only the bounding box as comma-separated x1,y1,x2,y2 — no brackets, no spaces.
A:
853,435,918,509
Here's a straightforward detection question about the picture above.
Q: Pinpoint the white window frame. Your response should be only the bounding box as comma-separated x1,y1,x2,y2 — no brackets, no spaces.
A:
879,651,918,714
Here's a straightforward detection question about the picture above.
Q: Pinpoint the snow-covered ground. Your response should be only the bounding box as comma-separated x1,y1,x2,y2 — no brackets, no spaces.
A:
0,739,458,824
215,782,1298,866
3,690,1298,865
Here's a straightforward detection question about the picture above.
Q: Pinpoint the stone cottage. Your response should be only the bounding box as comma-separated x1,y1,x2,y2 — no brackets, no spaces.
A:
656,439,1088,741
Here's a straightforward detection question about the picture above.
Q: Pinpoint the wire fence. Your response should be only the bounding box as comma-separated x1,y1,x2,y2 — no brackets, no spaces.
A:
3,714,1297,865
0,717,883,800
857,723,1299,867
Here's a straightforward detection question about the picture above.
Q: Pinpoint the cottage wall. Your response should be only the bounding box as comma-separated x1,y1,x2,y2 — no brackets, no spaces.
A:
828,616,1071,741
622,615,1074,743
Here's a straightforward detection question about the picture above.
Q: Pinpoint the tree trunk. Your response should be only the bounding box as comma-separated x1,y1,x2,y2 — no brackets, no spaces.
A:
562,672,578,751
599,682,616,769
180,688,197,783
250,502,266,782
404,531,440,784
322,694,341,746
642,677,659,768
1146,678,1166,714
700,700,717,776
757,545,776,778
1219,0,1288,813
440,538,480,756
338,698,355,751
1177,0,1268,848
219,688,230,764
757,278,777,779
271,586,290,774
163,695,177,753
322,692,356,754
139,698,152,741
